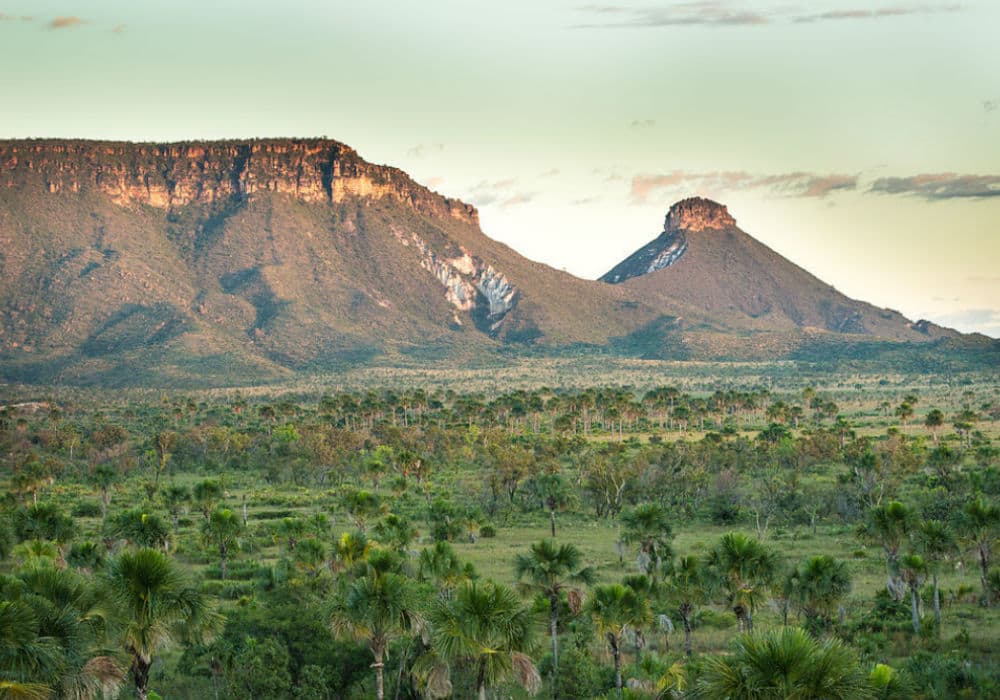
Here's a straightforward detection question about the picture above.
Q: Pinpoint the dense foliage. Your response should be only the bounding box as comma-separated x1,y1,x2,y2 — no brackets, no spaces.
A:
1,377,998,698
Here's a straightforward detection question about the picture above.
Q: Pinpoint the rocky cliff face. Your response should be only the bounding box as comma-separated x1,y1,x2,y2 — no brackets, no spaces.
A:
600,197,735,284
0,139,479,224
392,228,518,335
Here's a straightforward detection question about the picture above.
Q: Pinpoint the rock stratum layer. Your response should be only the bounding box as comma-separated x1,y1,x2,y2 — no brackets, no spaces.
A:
0,139,992,386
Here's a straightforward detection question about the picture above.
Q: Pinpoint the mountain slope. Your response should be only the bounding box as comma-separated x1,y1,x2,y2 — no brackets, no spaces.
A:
0,139,658,384
600,197,956,341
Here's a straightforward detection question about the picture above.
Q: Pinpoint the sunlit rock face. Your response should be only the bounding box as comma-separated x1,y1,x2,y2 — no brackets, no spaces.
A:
0,139,479,225
601,197,735,284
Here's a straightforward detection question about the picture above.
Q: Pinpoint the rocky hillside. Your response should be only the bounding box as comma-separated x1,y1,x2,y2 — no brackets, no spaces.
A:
0,139,660,384
601,197,957,341
0,140,992,386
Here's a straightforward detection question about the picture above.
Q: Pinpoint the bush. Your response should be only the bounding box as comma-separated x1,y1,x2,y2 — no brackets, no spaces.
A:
479,524,497,538
539,647,613,699
71,501,102,517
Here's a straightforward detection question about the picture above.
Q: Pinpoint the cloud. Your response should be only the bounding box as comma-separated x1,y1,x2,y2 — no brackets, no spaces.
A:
500,192,537,208
575,2,769,28
629,169,857,203
571,196,602,205
793,4,962,23
49,16,83,29
868,173,1000,200
112,24,126,33
466,178,518,206
539,168,561,177
0,12,34,21
984,99,999,114
576,2,963,29
406,143,445,158
930,308,1000,338
630,119,656,128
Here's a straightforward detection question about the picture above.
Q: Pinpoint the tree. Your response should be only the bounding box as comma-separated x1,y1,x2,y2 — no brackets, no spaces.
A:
785,555,851,633
924,409,945,446
707,532,779,633
110,508,171,551
331,562,420,700
14,502,75,550
0,565,126,700
160,484,190,533
201,508,243,581
192,479,224,521
663,554,712,657
587,583,652,698
959,496,1000,601
620,502,673,583
427,580,540,700
856,501,914,601
105,548,217,700
692,627,872,700
514,540,595,697
899,554,927,634
92,464,118,526
914,520,956,629
417,541,476,592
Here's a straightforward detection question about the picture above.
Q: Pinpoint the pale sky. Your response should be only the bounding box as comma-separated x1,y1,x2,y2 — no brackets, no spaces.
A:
2,0,999,336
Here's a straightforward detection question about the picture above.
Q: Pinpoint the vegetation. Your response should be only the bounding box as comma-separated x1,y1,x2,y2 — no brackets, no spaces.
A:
0,374,998,698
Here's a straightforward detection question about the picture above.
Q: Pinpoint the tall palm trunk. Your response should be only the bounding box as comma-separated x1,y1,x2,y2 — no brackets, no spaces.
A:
549,596,559,699
610,635,623,699
932,572,941,631
910,585,920,634
219,542,228,580
477,657,488,700
132,654,151,700
682,609,693,657
373,648,385,700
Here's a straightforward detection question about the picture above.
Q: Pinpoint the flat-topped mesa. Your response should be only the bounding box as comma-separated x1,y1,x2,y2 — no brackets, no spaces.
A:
664,197,736,232
0,138,479,226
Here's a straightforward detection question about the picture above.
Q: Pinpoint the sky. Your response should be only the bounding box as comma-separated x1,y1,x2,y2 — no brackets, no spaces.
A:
2,0,999,337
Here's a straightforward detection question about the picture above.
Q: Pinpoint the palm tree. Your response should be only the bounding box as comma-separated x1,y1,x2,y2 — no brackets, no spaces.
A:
110,508,171,551
620,503,673,583
159,484,190,533
427,580,540,700
924,408,945,446
899,554,927,634
514,540,595,697
201,507,243,580
417,541,476,592
663,554,712,657
2,565,126,699
105,548,217,700
915,520,956,629
587,583,652,698
330,564,419,700
0,599,59,700
708,532,779,633
692,627,872,700
856,501,914,601
192,479,223,521
785,555,852,633
959,496,999,601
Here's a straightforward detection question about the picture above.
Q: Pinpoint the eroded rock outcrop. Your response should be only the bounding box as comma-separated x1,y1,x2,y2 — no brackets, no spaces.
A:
0,139,479,225
393,228,517,335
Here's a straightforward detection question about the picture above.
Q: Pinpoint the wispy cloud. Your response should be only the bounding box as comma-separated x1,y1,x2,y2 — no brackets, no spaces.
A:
112,23,126,33
984,99,999,114
49,16,84,29
0,12,34,21
630,119,656,128
539,168,561,177
466,178,537,208
793,4,962,23
576,2,768,28
407,143,445,158
630,170,857,203
575,2,964,29
930,308,1000,338
868,173,1000,200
